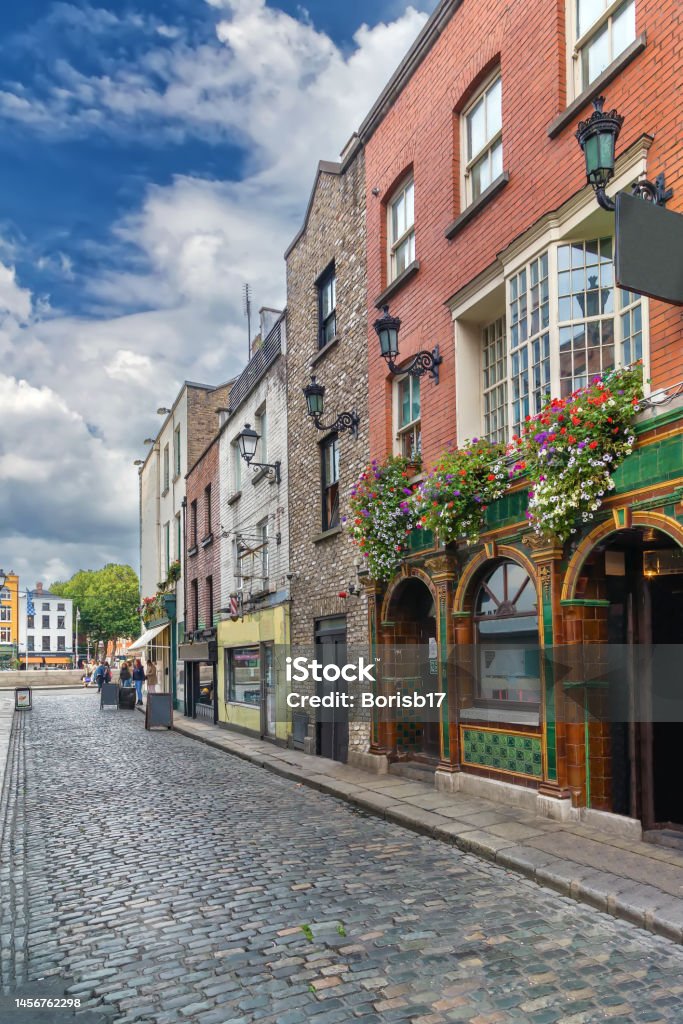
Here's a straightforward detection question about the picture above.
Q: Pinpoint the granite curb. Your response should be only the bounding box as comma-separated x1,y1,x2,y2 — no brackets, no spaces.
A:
170,715,683,946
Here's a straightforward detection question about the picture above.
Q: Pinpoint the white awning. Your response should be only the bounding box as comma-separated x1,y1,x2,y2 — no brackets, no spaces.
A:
127,622,169,652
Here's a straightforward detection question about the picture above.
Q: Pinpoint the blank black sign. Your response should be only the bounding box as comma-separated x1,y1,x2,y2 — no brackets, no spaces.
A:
145,692,173,730
616,192,683,306
100,683,119,708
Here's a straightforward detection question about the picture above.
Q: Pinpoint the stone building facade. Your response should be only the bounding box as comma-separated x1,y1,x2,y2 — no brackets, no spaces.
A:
285,141,371,763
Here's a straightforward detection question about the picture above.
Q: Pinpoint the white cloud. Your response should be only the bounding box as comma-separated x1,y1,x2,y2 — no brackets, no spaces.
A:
0,1,430,584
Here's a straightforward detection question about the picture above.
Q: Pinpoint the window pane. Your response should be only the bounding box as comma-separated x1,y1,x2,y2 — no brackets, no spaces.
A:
486,77,502,139
467,95,486,160
391,193,404,243
613,0,635,58
399,378,411,427
583,23,609,86
411,377,421,422
471,153,490,199
577,0,605,38
405,181,414,230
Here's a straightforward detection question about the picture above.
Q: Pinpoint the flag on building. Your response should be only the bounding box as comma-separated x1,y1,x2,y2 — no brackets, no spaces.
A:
26,590,35,617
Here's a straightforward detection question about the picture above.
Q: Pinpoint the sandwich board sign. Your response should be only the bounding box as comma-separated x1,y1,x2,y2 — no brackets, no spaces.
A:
15,687,32,710
145,692,173,730
616,192,683,306
100,682,119,709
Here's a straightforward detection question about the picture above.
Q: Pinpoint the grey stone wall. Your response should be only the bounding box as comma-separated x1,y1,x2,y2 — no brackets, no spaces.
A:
285,150,371,754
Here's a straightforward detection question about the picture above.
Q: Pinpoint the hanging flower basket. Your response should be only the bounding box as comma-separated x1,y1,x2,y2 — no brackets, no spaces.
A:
345,455,422,581
414,439,508,544
514,364,643,541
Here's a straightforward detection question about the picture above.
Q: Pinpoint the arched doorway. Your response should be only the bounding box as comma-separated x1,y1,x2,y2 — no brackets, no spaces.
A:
599,526,683,832
383,576,440,761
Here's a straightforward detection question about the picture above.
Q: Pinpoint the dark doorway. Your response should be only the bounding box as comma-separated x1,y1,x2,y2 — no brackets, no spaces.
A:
385,578,440,761
314,616,348,764
604,530,683,829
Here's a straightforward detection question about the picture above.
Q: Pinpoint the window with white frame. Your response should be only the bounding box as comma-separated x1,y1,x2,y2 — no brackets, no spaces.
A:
321,435,340,531
0,588,9,600
509,252,551,436
27,635,34,651
558,237,617,396
0,627,10,642
174,426,181,477
482,317,508,443
256,406,268,464
463,72,502,205
0,607,10,622
388,178,415,282
570,0,636,94
396,376,421,460
163,444,170,492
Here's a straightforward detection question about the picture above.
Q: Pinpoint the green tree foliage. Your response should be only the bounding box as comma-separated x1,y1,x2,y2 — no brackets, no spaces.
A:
50,564,140,649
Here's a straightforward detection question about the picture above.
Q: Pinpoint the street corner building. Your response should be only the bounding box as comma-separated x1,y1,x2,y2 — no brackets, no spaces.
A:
285,139,373,765
352,0,683,836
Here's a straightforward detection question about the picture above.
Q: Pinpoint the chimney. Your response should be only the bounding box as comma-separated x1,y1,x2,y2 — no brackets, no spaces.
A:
35,582,43,594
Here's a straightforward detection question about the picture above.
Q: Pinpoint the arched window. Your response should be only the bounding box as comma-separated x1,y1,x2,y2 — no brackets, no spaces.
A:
474,561,540,706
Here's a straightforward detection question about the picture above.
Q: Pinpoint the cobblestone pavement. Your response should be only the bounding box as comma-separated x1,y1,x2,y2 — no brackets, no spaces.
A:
3,692,683,1024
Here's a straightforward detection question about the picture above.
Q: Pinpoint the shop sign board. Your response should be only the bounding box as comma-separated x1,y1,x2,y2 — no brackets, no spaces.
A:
145,692,173,730
615,192,683,306
14,687,32,710
100,683,119,709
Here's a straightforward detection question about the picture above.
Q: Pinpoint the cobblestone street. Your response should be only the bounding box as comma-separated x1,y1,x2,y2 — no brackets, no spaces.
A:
3,692,683,1024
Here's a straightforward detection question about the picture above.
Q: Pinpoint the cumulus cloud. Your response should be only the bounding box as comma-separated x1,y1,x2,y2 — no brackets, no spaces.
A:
0,1,430,584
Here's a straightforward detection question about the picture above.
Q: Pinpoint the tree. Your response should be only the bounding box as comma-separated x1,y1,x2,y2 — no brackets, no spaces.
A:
51,564,140,652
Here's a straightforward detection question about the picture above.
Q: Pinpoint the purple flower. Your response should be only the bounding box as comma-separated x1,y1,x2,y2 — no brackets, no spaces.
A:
534,431,548,444
577,441,587,449
453,490,461,497
402,488,412,495
399,502,410,513
361,509,370,518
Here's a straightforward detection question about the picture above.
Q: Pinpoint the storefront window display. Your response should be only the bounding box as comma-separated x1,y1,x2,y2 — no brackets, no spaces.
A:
227,646,261,706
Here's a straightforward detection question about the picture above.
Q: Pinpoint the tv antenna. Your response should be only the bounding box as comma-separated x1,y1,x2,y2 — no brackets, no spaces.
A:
242,283,252,359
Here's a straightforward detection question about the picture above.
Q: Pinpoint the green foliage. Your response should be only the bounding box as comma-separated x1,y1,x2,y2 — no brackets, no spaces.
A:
414,440,508,544
336,923,346,937
300,924,314,943
51,564,140,648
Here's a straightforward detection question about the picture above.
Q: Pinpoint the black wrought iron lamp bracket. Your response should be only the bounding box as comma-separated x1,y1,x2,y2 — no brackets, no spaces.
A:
309,410,360,438
385,346,442,383
244,459,281,484
596,173,674,212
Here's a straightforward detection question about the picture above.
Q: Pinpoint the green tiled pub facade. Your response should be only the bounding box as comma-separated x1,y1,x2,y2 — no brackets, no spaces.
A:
367,406,683,830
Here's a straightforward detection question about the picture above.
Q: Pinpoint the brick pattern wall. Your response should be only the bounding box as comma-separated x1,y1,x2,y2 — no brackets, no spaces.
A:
285,151,371,752
187,384,230,471
363,0,683,467
185,433,221,633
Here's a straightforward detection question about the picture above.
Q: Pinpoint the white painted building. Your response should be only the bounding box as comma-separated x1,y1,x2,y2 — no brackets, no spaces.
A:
18,582,73,667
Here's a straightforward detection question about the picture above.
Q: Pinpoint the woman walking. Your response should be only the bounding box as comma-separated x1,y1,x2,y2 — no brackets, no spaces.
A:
132,658,145,705
145,660,158,695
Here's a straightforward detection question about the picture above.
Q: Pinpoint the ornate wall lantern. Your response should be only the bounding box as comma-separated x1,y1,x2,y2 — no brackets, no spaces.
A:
302,376,360,437
373,305,442,383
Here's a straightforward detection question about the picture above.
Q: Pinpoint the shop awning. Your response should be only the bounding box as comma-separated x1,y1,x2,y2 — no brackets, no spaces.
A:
127,622,168,652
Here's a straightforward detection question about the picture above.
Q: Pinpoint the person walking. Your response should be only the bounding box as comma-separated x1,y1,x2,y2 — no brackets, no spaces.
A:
93,662,106,692
119,660,132,687
145,660,158,695
132,658,145,705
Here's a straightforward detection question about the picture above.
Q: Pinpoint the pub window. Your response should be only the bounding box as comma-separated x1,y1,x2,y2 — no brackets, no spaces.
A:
226,646,261,705
388,177,415,282
475,561,540,707
570,0,636,95
321,434,340,531
396,375,421,460
482,316,508,443
462,71,502,205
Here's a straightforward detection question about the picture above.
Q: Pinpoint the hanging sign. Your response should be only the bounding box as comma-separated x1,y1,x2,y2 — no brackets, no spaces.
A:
15,687,32,710
616,192,683,305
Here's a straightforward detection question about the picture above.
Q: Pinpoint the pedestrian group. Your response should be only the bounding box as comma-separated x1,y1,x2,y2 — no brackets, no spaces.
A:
83,657,158,705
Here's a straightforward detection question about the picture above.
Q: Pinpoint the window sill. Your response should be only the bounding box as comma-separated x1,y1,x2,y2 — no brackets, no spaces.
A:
459,705,540,728
187,545,198,558
161,487,169,498
251,466,270,485
444,172,510,240
547,34,647,139
201,533,214,548
310,334,340,366
312,525,343,544
227,490,242,506
374,260,420,310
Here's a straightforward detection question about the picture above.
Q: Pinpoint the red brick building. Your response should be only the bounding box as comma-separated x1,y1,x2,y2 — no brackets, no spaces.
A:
182,431,221,720
354,0,683,834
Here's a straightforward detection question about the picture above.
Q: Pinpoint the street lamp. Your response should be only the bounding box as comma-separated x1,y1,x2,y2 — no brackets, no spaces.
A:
157,407,171,415
133,459,144,466
576,95,673,211
143,438,155,445
373,305,442,383
236,423,281,483
302,376,360,437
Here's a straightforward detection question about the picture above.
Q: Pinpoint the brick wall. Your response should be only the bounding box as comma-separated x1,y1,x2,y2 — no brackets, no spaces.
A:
363,0,683,466
185,433,221,633
285,150,371,752
187,384,230,471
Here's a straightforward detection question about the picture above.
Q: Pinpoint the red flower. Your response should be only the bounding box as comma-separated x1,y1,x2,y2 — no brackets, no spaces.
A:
589,441,598,449
487,473,496,481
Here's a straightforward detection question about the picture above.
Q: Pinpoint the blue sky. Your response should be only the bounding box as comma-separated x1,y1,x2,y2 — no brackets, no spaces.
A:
0,0,434,586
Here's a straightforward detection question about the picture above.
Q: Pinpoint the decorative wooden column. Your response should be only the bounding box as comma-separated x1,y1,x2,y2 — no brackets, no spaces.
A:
522,534,574,806
359,574,390,756
425,554,460,777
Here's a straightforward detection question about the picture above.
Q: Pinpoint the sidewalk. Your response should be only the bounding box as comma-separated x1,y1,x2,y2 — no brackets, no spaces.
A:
172,713,683,945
